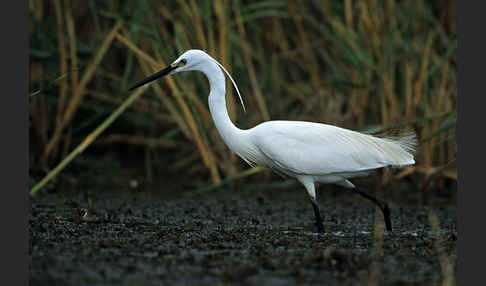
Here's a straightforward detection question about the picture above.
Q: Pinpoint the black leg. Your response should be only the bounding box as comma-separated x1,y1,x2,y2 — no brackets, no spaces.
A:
310,198,325,233
352,188,392,232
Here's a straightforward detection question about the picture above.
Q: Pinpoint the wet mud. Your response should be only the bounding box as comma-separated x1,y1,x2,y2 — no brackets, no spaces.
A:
30,184,456,285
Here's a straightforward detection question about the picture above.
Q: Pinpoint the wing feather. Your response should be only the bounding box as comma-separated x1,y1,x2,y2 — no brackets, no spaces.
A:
250,121,416,176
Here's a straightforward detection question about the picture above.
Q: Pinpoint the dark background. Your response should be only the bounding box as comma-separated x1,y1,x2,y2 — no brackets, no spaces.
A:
29,0,456,197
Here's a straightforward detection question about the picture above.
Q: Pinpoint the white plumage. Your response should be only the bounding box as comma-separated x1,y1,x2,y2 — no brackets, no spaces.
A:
247,121,415,180
130,49,417,233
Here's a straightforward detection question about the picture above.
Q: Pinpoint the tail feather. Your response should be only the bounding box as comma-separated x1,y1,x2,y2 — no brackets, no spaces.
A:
376,129,417,166
383,130,417,153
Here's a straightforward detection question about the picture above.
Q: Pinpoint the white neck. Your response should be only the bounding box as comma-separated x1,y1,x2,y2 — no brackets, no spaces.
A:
199,59,243,152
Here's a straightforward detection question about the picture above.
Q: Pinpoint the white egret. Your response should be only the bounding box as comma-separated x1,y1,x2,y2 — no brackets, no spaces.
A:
130,49,417,233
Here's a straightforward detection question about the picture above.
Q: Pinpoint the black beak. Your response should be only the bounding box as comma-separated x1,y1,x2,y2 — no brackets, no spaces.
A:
129,64,177,91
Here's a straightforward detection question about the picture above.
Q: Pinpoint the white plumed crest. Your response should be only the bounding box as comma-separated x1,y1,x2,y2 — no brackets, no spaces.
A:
209,57,247,113
376,129,418,154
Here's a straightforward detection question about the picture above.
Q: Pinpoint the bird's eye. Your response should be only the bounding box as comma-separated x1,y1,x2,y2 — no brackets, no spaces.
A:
179,59,187,66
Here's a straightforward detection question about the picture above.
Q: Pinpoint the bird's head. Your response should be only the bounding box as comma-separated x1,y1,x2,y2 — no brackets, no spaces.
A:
170,49,211,73
129,49,211,91
129,49,246,112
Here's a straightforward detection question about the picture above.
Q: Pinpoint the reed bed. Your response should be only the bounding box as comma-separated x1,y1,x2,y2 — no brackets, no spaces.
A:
29,0,456,196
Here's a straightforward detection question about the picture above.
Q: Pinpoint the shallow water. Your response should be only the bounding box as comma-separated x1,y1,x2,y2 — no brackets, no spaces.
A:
29,186,456,285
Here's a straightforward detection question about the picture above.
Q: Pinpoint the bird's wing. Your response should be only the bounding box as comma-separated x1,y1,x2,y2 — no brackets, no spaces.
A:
250,121,415,176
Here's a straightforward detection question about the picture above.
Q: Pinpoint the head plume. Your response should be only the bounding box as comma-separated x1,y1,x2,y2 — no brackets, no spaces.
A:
207,55,246,113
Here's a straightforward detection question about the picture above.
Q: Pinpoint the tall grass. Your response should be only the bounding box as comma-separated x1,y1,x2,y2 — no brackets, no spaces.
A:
29,0,456,195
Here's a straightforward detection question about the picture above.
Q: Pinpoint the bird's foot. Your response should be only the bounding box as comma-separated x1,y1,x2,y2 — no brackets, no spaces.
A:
382,202,392,232
315,221,325,234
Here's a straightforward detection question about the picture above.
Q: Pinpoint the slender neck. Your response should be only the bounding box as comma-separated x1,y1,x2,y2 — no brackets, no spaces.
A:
200,59,242,149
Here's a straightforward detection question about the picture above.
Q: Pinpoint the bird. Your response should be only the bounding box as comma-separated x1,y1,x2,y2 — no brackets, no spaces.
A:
129,49,417,233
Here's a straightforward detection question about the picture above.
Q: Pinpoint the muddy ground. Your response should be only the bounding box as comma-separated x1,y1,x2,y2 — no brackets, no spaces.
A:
29,181,456,285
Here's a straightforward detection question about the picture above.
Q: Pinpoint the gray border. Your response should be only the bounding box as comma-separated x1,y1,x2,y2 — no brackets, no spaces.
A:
1,1,29,285
457,1,477,285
